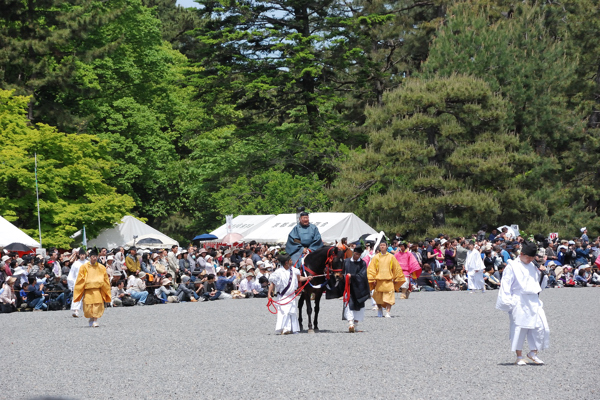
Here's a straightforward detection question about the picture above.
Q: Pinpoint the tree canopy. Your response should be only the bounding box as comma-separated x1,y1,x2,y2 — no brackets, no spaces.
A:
2,0,600,244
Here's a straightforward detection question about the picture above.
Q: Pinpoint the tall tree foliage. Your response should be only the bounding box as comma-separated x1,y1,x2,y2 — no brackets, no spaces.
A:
421,1,597,233
329,76,539,237
0,89,135,248
0,0,123,130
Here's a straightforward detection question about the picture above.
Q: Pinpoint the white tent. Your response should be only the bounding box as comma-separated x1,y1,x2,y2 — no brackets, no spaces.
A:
88,216,179,249
243,212,377,244
210,215,276,240
0,216,41,248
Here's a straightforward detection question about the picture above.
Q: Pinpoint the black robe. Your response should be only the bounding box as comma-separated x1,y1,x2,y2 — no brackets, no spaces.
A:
342,258,370,311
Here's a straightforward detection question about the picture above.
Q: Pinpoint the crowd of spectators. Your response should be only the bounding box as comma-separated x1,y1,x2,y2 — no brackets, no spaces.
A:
383,226,600,292
1,225,599,313
0,243,282,313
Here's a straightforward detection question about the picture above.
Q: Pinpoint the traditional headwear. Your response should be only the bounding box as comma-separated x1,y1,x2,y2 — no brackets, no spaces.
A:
581,227,587,233
89,247,99,256
521,241,538,257
354,246,363,254
299,212,309,217
277,253,291,264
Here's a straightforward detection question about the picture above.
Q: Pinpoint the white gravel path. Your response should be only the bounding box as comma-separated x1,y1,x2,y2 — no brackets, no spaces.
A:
2,287,599,399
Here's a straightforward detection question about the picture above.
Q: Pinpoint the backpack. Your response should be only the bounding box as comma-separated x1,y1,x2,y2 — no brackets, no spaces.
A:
122,297,135,307
47,300,62,311
144,293,158,305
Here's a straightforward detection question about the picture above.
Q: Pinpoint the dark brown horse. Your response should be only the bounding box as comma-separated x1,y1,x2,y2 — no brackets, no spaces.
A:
297,246,345,333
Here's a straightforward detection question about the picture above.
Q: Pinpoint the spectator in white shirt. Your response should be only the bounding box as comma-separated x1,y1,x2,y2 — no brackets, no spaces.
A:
239,272,260,298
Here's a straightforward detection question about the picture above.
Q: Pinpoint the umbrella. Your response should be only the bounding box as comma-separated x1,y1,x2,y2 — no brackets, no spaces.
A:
136,238,164,246
221,233,243,244
125,234,178,249
3,242,32,252
193,233,218,241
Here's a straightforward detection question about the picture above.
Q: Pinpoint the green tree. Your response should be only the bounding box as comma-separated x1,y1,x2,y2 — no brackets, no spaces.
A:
421,0,598,233
0,89,135,248
212,169,330,216
328,75,539,238
0,0,123,129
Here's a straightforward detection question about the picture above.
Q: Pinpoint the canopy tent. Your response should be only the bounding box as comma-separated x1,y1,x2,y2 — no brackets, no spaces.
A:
243,212,377,244
0,216,41,248
88,216,179,249
209,215,276,240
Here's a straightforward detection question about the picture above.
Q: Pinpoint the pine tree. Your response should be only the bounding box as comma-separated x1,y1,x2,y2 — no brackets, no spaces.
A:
0,0,123,130
329,75,540,237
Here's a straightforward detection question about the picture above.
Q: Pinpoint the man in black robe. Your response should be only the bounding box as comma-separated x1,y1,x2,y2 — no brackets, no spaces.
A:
342,247,370,333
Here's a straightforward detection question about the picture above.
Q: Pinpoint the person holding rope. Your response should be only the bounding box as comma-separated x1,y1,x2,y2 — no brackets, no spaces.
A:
268,253,313,335
342,247,369,333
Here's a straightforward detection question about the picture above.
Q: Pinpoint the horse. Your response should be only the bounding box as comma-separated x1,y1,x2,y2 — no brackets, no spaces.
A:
297,246,345,333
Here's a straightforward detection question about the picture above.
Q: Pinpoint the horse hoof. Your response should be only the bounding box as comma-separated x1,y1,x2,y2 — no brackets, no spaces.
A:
308,329,315,334
314,328,319,332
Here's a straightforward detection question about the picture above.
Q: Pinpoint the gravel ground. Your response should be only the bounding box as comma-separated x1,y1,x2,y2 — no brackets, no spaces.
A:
2,287,599,400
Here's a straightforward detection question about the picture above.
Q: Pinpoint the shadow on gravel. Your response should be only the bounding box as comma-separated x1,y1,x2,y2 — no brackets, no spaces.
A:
497,363,545,367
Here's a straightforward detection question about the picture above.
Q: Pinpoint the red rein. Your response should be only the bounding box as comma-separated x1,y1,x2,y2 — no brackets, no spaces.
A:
266,279,311,314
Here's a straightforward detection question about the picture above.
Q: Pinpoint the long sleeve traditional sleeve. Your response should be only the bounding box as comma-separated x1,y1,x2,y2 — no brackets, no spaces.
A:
73,264,88,303
101,271,111,303
495,264,516,312
392,257,406,291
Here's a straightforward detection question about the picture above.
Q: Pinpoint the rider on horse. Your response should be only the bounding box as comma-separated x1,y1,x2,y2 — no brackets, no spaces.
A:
285,212,323,266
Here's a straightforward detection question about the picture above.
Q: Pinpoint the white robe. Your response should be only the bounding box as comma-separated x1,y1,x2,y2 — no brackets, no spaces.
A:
67,259,86,311
465,249,485,290
268,267,301,334
496,259,550,351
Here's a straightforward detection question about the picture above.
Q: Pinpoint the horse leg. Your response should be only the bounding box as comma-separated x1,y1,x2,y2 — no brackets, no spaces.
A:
298,292,304,332
313,289,322,332
306,289,314,333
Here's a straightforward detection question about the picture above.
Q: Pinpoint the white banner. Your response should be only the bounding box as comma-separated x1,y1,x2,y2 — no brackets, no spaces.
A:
225,215,233,235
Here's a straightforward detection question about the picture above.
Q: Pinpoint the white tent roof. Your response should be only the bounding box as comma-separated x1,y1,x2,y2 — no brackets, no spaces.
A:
210,215,276,240
88,216,179,249
0,216,41,248
243,213,377,244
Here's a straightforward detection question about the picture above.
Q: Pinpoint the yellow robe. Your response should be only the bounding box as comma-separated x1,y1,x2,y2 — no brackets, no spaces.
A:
73,262,111,319
367,252,406,306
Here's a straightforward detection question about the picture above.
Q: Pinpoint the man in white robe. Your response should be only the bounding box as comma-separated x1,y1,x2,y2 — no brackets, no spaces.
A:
268,254,312,335
465,241,485,293
67,250,87,317
496,241,549,365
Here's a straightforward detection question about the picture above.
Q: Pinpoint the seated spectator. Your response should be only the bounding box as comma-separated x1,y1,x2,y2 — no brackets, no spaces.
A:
453,268,468,290
26,276,48,311
442,270,459,291
591,267,600,286
127,272,149,305
255,276,269,298
575,264,591,286
0,276,17,313
416,264,436,292
176,275,199,302
484,266,500,289
155,278,177,303
215,270,234,299
153,253,166,275
201,274,220,301
111,280,129,307
239,272,260,298
51,275,72,309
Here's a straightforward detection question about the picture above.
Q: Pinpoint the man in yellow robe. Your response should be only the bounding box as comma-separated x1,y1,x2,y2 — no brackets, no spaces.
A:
368,241,406,318
73,248,111,328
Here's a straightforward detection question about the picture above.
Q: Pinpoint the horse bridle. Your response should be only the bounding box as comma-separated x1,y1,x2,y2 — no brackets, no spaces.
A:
302,247,342,282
